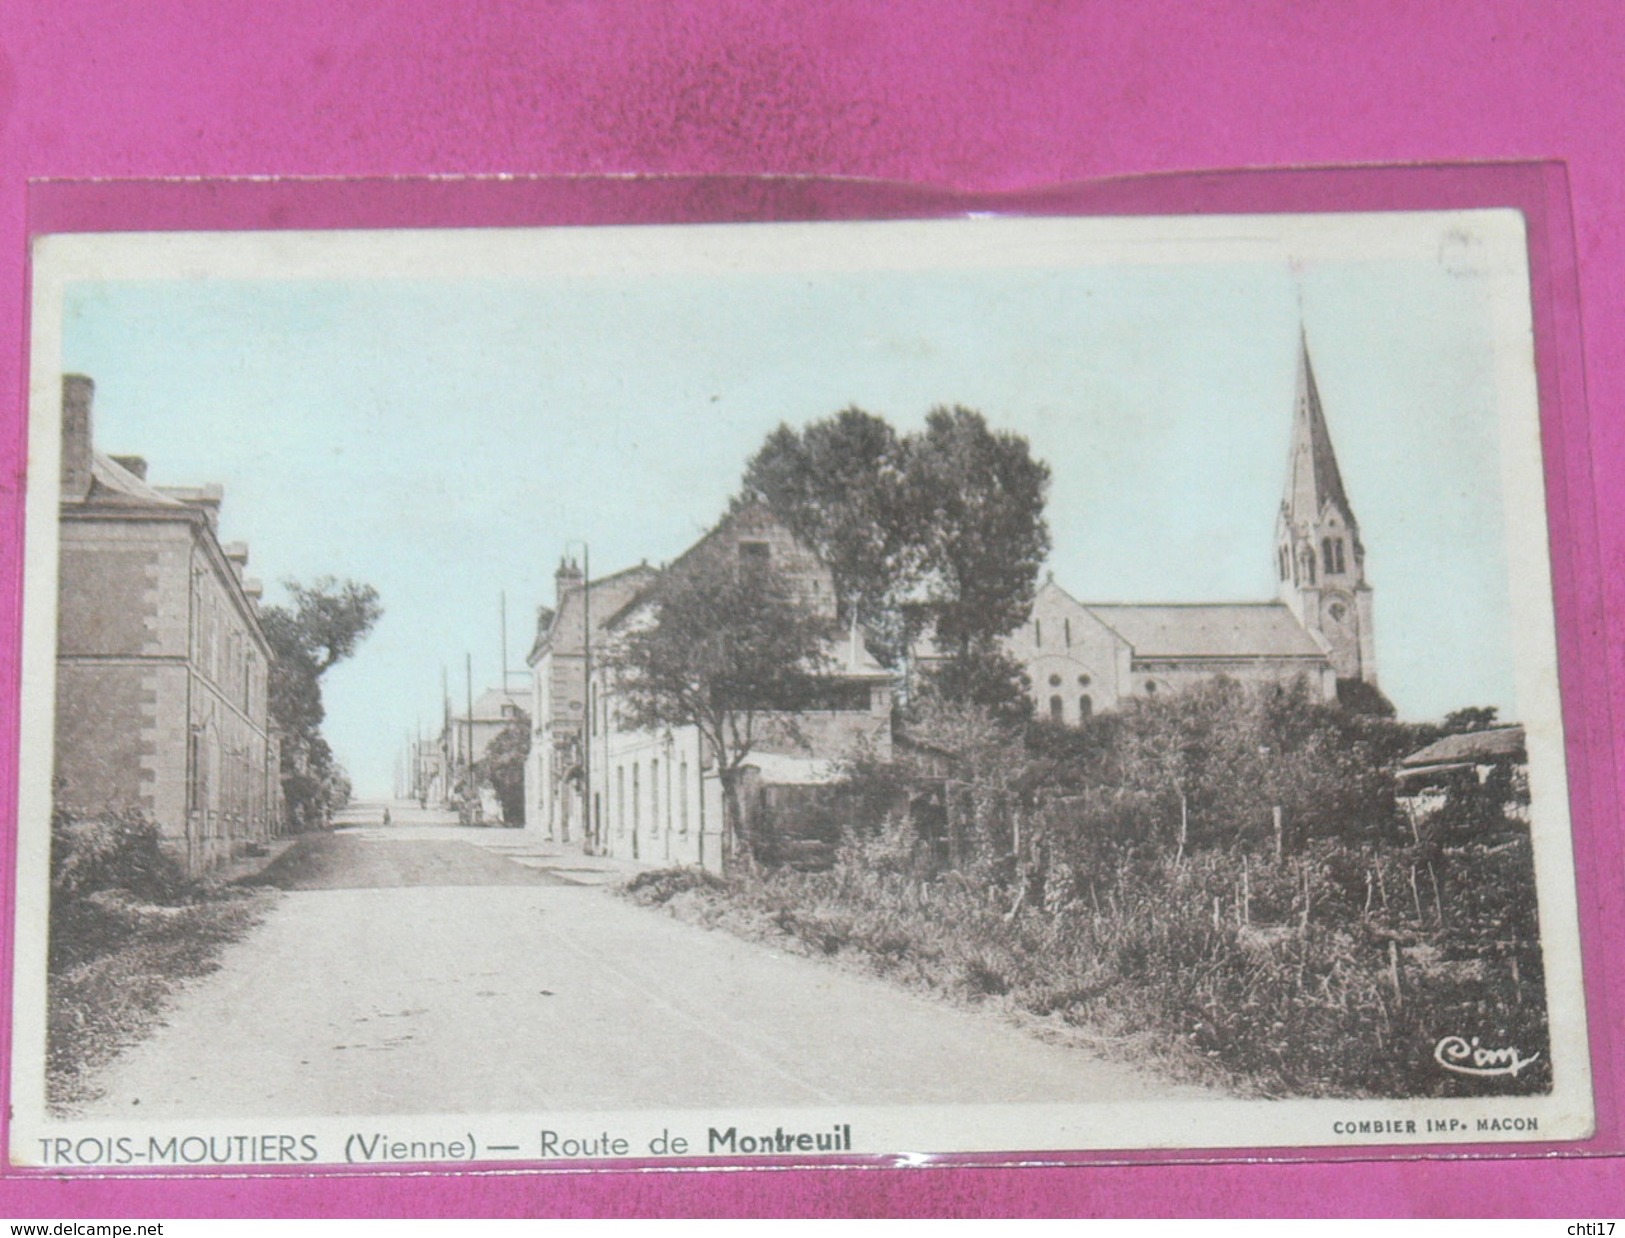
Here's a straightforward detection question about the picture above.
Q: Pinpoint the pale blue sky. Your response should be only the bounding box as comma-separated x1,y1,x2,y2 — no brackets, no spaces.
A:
53,223,1527,795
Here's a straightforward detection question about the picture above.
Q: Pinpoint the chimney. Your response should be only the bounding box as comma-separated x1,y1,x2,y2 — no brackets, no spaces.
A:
555,555,584,606
111,454,148,481
60,375,95,503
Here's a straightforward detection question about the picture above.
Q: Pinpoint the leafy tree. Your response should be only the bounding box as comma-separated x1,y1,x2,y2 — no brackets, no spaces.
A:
611,551,835,868
1443,705,1500,733
743,408,916,630
476,709,531,826
916,638,1033,726
905,406,1051,658
743,404,1051,702
260,576,382,830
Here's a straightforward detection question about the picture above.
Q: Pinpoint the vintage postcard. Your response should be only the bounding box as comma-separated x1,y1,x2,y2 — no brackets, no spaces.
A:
7,210,1593,1169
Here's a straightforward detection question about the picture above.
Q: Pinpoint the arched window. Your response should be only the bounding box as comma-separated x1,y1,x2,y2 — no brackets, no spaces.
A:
1049,695,1064,721
1322,537,1335,575
1079,694,1093,718
1034,619,1042,647
1064,618,1072,647
1279,546,1289,581
1334,539,1346,573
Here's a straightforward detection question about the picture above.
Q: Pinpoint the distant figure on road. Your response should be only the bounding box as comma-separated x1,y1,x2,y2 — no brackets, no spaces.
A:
382,807,392,827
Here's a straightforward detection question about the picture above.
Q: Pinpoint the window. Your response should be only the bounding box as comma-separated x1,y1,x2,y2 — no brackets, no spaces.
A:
738,540,771,570
1034,619,1042,647
1077,673,1091,687
650,759,660,835
1333,539,1346,573
1145,681,1158,694
1048,673,1062,687
632,763,641,837
1279,546,1290,581
187,729,202,815
1049,695,1064,721
1079,694,1092,718
679,760,689,834
1064,618,1072,647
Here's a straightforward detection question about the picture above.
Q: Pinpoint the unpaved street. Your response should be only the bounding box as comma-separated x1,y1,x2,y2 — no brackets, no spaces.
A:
76,807,1199,1118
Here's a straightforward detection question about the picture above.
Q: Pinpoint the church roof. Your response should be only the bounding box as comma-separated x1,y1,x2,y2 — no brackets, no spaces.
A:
1283,333,1353,522
1085,602,1326,659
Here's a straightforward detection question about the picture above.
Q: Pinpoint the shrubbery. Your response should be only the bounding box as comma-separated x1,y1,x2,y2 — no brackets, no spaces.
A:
48,808,189,972
46,809,270,1109
639,677,1548,1098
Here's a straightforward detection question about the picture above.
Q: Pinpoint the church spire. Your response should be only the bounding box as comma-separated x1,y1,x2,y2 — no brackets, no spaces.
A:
1283,329,1352,524
1274,330,1377,687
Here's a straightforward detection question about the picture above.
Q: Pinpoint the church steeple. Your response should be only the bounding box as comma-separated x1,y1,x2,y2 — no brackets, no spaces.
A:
1274,331,1377,686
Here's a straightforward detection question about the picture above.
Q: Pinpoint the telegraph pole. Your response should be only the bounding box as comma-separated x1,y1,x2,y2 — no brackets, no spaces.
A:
581,543,593,854
465,653,475,822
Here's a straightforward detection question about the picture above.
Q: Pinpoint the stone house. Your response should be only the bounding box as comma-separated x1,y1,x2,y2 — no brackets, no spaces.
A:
438,684,532,820
53,375,281,875
531,503,892,870
524,560,658,843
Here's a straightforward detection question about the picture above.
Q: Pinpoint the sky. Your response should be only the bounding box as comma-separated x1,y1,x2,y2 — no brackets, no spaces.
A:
40,213,1545,796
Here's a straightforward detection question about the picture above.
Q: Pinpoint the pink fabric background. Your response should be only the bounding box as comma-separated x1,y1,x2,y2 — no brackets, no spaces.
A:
1,0,1622,1218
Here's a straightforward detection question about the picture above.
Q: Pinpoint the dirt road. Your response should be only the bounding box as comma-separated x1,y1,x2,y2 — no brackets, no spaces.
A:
75,809,1199,1118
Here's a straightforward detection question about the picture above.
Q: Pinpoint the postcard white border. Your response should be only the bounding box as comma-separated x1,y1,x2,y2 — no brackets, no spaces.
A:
8,211,1594,1167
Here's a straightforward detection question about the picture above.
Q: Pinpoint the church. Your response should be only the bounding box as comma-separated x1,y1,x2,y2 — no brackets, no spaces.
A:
1006,334,1379,724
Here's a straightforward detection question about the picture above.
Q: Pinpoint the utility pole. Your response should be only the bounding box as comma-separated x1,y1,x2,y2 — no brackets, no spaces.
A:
581,543,593,855
465,652,475,797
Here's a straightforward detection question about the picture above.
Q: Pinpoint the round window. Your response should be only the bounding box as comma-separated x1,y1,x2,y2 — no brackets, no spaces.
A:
1077,674,1091,687
1048,673,1062,687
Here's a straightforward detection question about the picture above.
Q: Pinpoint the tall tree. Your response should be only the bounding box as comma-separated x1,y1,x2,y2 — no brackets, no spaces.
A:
261,576,382,829
906,405,1052,657
476,709,531,827
611,552,834,868
742,408,918,658
743,405,1051,695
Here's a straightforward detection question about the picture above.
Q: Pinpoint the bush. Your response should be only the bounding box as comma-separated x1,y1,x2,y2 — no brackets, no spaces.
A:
50,809,184,907
623,865,731,907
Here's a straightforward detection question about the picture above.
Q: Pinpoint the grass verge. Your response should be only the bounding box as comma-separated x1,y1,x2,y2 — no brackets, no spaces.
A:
47,886,273,1112
623,832,1548,1099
